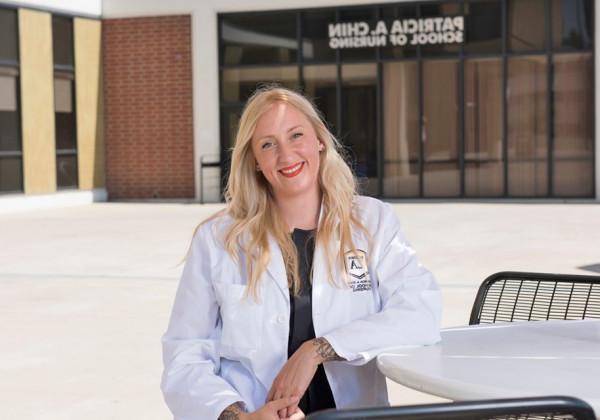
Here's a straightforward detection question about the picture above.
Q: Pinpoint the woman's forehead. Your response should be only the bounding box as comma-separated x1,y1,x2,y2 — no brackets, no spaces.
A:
254,102,311,135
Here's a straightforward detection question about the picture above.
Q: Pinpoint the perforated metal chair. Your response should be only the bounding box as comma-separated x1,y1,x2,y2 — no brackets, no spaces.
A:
469,271,600,325
306,396,596,420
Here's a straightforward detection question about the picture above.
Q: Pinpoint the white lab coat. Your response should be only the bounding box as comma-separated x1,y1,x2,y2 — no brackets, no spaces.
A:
161,196,442,420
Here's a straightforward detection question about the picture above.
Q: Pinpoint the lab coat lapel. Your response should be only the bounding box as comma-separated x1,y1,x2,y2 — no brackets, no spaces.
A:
312,202,341,318
265,236,289,299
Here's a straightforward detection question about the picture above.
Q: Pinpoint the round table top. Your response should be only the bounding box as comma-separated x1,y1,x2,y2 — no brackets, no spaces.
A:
377,319,600,417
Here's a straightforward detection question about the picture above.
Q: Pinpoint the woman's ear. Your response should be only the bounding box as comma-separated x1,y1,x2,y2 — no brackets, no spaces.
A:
318,142,324,152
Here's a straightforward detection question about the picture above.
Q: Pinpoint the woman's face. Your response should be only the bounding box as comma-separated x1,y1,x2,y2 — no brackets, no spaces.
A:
251,102,323,202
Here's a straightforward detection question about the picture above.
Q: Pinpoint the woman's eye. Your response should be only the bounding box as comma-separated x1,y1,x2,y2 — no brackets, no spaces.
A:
292,132,303,139
261,141,273,150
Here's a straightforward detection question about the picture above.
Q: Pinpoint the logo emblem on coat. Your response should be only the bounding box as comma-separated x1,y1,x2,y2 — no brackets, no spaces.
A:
345,249,372,292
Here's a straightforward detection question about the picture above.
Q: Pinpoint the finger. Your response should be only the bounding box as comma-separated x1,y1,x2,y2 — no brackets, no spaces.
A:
269,396,299,411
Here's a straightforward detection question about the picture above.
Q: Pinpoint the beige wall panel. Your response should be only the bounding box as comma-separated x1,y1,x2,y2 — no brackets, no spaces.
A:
19,9,56,194
74,17,105,189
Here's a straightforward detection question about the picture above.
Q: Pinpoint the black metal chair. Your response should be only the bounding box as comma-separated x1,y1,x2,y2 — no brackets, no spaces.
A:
306,396,596,420
469,271,600,325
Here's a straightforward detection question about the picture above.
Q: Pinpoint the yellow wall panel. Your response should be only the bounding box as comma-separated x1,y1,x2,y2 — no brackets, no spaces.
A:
19,9,56,194
74,17,105,189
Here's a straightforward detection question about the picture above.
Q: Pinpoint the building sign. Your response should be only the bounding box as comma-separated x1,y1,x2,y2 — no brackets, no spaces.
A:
328,16,464,49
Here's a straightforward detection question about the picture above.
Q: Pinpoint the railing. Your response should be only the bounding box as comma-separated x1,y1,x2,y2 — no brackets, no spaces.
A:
199,154,220,204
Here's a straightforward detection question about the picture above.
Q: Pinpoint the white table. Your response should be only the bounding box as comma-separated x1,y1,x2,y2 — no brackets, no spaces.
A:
377,319,600,417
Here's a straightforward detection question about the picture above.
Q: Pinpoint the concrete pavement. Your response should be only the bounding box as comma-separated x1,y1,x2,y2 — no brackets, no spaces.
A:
1,201,599,419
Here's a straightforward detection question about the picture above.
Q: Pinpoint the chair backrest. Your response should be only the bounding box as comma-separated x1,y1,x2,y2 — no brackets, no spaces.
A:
469,271,600,325
306,396,596,420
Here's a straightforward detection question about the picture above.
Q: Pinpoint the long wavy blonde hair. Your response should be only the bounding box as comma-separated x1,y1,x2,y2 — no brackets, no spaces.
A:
211,86,368,298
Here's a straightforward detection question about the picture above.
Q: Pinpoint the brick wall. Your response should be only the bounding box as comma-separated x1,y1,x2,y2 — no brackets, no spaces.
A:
103,15,194,199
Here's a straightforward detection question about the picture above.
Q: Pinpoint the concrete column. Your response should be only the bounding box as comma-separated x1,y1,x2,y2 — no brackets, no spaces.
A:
74,17,105,190
19,8,56,194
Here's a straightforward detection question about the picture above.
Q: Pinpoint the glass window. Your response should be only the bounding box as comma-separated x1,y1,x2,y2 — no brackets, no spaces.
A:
54,77,76,150
54,75,77,188
508,0,546,51
552,53,593,196
380,4,418,59
507,56,548,196
219,105,243,193
56,154,78,188
220,106,243,153
220,12,298,66
0,72,20,152
339,8,377,62
221,66,299,103
341,64,378,195
0,157,22,192
301,9,337,62
382,62,419,197
0,8,18,62
420,2,462,56
303,65,337,133
52,16,74,68
464,58,503,197
422,59,460,197
464,0,502,54
551,0,593,50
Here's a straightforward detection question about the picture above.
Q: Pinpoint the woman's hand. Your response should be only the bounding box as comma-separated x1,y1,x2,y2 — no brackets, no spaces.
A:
266,340,321,418
239,397,300,420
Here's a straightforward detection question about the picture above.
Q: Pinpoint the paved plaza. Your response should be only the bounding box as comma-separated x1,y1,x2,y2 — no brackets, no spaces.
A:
1,200,599,419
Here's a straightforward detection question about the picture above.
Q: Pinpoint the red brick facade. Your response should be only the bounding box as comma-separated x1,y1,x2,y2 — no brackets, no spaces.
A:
103,15,194,199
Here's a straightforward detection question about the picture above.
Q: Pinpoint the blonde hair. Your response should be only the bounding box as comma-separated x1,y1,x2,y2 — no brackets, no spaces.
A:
208,86,368,298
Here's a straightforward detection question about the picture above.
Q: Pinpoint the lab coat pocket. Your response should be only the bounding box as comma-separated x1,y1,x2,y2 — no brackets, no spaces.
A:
215,283,263,351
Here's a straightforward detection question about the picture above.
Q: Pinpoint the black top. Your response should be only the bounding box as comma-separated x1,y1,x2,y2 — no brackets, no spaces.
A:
288,228,336,414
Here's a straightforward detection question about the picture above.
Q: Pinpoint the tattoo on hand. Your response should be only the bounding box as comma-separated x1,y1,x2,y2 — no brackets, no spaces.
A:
313,337,344,362
219,402,245,420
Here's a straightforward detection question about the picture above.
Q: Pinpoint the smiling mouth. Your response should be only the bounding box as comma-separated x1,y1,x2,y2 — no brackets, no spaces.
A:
279,162,304,178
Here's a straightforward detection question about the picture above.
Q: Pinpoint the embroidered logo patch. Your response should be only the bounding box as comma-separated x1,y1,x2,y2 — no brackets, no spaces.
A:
344,249,372,292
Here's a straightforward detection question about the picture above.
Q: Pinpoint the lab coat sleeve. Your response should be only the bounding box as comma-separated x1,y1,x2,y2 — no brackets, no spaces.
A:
323,202,442,366
161,224,244,420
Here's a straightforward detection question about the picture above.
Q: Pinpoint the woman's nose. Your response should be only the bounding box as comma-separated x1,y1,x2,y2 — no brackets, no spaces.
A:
277,140,294,161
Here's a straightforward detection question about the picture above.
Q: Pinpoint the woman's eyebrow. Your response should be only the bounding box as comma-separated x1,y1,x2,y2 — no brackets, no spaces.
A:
287,125,303,132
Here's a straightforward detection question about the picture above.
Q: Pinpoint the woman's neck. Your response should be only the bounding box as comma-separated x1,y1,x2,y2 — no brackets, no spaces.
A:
275,189,322,232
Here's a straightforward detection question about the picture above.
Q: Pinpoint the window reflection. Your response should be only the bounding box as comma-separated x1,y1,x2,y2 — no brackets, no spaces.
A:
380,4,418,59
423,59,460,197
301,9,337,62
339,8,377,61
420,2,462,56
218,1,595,199
54,75,78,188
222,67,299,103
303,65,337,134
464,58,503,196
52,16,74,68
464,0,502,54
507,56,548,196
221,13,298,65
0,9,18,62
553,53,593,196
508,0,545,51
0,157,22,192
551,0,593,50
341,64,378,195
0,72,20,152
383,62,419,197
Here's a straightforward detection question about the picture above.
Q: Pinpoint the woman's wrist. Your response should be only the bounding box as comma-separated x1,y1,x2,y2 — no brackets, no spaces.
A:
310,337,343,364
219,402,246,420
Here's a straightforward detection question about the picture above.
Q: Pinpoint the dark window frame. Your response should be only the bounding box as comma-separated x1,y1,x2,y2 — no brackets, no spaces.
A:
0,6,23,194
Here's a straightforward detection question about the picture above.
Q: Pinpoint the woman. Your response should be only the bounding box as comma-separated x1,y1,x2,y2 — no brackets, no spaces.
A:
161,86,441,420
